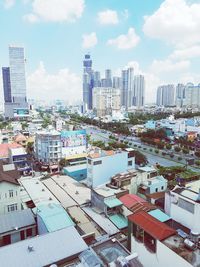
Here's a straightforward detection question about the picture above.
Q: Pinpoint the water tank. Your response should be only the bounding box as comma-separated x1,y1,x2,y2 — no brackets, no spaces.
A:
190,231,200,243
184,239,196,250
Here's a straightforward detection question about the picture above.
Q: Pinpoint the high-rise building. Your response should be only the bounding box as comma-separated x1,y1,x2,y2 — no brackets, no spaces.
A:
176,83,186,107
133,75,145,108
2,46,29,118
121,68,134,109
94,71,101,87
82,54,94,111
92,87,121,117
105,69,112,87
156,85,175,107
113,76,121,89
184,83,200,108
2,67,12,103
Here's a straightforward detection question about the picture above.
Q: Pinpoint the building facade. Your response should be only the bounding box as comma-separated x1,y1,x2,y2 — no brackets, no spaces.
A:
92,87,121,117
156,84,175,107
35,130,61,164
121,68,134,109
133,75,145,108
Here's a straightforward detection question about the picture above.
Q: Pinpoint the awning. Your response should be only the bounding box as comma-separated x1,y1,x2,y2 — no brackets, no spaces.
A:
104,198,122,208
109,214,128,229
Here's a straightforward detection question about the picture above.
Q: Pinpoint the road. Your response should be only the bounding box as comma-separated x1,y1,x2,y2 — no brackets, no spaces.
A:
86,126,200,170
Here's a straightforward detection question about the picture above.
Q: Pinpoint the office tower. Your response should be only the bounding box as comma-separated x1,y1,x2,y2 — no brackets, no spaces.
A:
113,76,121,89
92,87,121,117
156,84,175,107
105,69,112,87
2,67,12,103
121,67,134,109
2,46,29,118
176,83,186,107
101,78,107,87
82,54,94,111
94,71,101,87
184,83,200,108
133,75,145,108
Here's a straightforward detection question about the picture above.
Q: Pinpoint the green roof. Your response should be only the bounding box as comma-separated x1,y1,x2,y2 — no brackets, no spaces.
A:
37,203,74,232
104,198,122,208
108,214,128,229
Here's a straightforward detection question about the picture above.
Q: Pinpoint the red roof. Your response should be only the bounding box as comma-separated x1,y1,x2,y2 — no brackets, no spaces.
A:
119,194,146,209
0,143,22,158
128,211,176,241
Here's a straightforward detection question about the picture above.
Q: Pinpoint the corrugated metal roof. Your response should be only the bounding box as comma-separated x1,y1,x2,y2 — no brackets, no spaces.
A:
119,194,146,209
108,214,128,229
128,211,176,241
148,209,171,223
37,203,74,232
0,227,88,267
104,198,122,208
0,209,35,234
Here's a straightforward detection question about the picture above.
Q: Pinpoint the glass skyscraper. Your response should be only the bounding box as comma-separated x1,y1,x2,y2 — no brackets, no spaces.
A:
2,46,28,118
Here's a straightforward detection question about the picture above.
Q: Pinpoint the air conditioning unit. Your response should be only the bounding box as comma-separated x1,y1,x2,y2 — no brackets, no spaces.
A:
115,256,129,267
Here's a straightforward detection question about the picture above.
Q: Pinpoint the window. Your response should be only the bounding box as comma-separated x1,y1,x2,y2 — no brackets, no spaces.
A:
155,188,158,192
9,190,14,198
128,160,132,166
93,160,102,165
26,228,32,237
178,198,194,214
7,203,17,212
161,186,164,190
88,159,92,165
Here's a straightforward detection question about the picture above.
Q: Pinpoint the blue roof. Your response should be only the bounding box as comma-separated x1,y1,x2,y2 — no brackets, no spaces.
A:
37,203,74,232
148,209,171,223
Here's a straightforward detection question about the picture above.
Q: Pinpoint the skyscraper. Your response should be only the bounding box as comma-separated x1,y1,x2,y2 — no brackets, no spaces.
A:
156,85,175,107
113,76,121,89
176,83,186,107
82,54,94,111
133,75,145,108
94,71,101,87
2,46,28,118
121,68,134,109
2,67,12,103
105,69,112,87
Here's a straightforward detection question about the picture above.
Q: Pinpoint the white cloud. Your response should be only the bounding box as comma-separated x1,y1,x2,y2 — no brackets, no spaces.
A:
4,0,15,9
82,32,97,49
143,0,200,47
27,62,81,104
150,59,190,74
107,27,140,50
97,9,119,25
169,45,200,60
24,0,85,23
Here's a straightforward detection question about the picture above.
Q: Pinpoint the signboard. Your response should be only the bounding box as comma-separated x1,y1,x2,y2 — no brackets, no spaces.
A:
61,130,86,148
13,108,29,117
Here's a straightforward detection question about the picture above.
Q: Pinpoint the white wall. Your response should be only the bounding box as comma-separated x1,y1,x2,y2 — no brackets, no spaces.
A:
0,182,22,214
87,152,135,188
131,236,192,267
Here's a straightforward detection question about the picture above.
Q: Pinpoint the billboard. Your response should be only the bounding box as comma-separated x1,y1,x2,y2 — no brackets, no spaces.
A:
61,130,86,148
13,108,29,117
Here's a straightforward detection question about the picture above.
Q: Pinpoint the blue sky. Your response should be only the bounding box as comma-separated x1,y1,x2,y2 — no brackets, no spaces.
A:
1,0,200,104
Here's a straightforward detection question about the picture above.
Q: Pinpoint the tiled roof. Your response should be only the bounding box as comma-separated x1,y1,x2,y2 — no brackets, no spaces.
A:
0,162,20,185
0,143,22,158
128,211,176,241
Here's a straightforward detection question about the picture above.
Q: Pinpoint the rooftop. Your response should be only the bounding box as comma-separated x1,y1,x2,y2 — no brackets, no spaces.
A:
42,178,76,209
36,203,74,232
0,162,20,185
20,177,59,206
104,197,123,208
0,209,35,235
63,163,87,172
108,214,128,229
172,186,200,203
94,185,125,198
0,227,88,267
128,211,176,241
9,147,27,156
0,143,22,159
148,209,171,223
52,175,91,205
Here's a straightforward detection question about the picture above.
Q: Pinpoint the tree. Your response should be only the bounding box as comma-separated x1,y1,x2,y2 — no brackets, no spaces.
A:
182,148,189,154
195,150,200,158
134,150,148,166
174,146,181,152
166,144,172,150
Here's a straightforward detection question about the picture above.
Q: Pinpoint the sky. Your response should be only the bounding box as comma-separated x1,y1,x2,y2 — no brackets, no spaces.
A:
1,0,200,104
